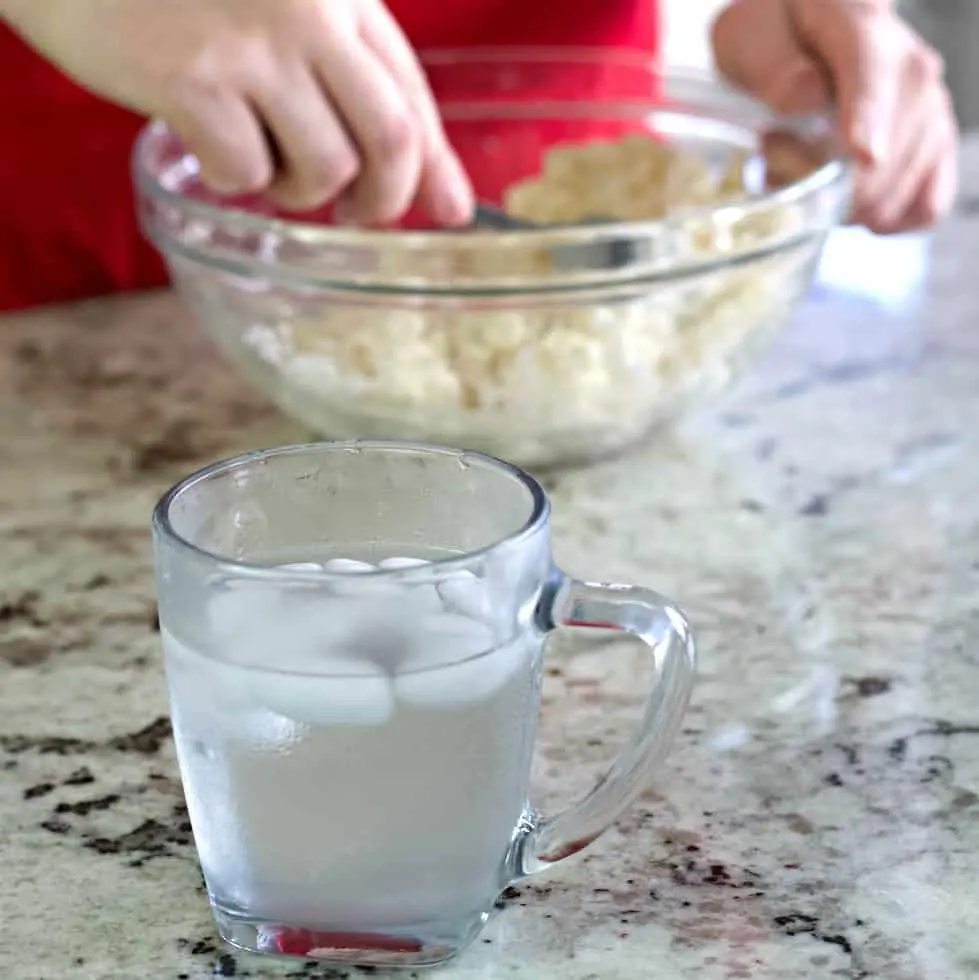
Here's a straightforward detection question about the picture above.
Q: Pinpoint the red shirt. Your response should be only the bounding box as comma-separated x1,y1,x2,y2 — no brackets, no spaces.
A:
0,1,658,312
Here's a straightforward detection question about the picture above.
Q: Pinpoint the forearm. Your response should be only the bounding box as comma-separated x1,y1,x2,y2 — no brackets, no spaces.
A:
0,0,49,34
0,0,30,25
1,0,71,36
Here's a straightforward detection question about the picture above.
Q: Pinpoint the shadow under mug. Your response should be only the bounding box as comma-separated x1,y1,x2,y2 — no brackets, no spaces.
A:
152,440,696,968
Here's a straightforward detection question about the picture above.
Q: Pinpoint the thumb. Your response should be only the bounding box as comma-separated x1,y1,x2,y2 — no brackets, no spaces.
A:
710,0,832,115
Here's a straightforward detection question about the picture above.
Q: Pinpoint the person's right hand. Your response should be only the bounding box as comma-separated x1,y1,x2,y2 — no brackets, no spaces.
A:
3,0,474,225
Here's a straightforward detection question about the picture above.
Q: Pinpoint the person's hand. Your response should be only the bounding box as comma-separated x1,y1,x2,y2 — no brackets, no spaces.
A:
2,0,474,225
711,0,958,234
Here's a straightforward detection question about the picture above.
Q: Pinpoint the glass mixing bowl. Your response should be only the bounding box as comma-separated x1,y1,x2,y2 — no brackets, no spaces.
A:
135,50,851,470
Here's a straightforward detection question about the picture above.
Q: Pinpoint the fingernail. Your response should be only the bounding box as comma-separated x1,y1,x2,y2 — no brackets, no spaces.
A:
766,61,830,114
795,67,831,111
854,107,887,167
200,171,241,196
435,153,475,227
332,196,358,227
787,64,829,111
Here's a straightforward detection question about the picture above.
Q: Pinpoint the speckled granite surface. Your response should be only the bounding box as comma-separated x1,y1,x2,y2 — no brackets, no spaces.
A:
3,139,979,980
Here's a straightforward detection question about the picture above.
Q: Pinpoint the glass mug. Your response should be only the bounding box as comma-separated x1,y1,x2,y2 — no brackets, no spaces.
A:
152,441,696,968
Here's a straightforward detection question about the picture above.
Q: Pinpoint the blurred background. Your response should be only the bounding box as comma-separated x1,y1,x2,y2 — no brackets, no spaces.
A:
897,0,979,132
662,0,720,74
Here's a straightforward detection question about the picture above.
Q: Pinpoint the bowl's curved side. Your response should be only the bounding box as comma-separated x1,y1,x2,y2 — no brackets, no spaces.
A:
161,232,827,470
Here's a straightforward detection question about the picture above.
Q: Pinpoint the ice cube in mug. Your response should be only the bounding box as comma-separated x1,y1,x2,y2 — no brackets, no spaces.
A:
394,612,526,708
438,570,493,623
250,656,395,726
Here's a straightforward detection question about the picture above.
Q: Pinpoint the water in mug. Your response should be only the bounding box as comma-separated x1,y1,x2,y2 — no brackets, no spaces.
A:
163,543,543,932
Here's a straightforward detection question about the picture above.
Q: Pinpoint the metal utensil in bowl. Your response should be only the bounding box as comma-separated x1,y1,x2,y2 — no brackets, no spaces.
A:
472,202,638,269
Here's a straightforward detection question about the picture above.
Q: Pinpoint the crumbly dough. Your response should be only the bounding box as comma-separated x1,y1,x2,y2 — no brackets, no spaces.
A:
226,135,810,466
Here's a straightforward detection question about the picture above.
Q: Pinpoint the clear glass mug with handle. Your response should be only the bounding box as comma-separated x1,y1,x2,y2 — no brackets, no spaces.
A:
152,440,696,968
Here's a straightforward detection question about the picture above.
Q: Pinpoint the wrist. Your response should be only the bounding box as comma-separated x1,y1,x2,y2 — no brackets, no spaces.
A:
1,0,32,28
1,0,65,32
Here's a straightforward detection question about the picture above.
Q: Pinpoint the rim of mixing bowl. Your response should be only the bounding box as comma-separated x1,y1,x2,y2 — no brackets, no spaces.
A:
133,49,852,297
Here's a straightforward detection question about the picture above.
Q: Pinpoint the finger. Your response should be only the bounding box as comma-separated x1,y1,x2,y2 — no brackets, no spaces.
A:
249,66,360,211
860,87,953,233
928,135,959,220
311,32,421,226
850,77,934,231
359,2,473,225
892,135,959,234
710,0,832,114
791,0,919,166
414,142,475,228
167,89,273,196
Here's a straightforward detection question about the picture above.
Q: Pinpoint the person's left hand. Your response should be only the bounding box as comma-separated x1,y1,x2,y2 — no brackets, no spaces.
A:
711,0,958,234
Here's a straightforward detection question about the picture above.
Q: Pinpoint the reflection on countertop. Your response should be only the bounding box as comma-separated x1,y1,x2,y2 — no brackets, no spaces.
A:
1,138,979,980
815,225,931,309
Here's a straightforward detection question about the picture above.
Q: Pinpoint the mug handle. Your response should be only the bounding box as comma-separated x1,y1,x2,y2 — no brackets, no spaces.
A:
511,571,696,875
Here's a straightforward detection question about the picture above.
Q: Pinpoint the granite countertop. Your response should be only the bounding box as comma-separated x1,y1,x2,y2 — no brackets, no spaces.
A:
2,138,979,980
